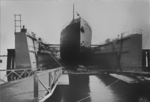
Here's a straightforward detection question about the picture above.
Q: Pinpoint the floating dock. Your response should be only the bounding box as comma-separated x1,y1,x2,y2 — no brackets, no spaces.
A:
0,16,150,102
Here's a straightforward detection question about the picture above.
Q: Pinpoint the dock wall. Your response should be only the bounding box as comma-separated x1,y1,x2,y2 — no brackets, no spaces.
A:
91,34,142,71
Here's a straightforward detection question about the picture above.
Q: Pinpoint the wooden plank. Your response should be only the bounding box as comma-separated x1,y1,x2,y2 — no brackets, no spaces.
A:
0,75,49,102
1,76,36,102
58,74,69,85
0,68,62,102
110,74,138,83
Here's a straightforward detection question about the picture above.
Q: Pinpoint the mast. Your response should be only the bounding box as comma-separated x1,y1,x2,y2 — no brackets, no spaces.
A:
73,3,75,21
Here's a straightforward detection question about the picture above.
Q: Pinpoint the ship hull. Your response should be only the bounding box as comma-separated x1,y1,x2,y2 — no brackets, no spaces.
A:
60,18,92,65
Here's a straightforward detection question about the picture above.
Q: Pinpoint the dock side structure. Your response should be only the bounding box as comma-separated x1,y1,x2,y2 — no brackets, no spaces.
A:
0,26,63,102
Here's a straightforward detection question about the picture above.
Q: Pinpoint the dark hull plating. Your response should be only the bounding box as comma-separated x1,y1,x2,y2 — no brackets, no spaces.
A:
60,19,80,64
60,18,92,65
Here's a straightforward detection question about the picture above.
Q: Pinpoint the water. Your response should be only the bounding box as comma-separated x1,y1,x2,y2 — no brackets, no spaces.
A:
46,75,150,102
46,74,150,102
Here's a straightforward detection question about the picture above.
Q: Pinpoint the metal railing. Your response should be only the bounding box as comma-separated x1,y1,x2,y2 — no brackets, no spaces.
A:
0,68,42,84
0,67,62,102
34,67,62,102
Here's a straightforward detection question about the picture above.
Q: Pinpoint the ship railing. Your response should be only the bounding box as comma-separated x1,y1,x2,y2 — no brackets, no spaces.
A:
0,67,43,84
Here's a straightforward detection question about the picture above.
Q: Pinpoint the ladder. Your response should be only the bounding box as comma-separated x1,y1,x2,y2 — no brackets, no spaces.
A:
14,14,22,33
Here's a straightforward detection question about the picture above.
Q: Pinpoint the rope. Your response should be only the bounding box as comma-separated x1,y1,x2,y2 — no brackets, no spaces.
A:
25,31,62,67
76,79,119,102
107,79,119,87
76,95,90,102
38,41,62,67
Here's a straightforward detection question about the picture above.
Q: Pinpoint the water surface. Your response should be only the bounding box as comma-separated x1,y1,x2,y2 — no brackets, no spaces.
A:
46,74,150,102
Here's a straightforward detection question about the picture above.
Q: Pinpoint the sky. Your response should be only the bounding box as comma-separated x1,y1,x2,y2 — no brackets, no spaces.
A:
0,0,150,55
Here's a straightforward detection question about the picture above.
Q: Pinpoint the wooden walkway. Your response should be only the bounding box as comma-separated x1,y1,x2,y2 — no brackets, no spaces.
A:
1,76,40,102
0,68,62,102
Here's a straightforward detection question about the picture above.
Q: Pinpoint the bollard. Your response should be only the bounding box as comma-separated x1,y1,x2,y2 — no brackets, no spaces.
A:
34,71,39,102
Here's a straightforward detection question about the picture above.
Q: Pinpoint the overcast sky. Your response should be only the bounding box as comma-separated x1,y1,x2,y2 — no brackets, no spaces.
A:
0,0,150,55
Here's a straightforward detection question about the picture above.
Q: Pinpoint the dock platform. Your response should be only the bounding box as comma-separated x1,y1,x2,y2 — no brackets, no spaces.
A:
110,73,150,84
0,68,62,102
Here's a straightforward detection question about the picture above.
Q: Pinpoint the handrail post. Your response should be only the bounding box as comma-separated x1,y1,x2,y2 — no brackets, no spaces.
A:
34,71,39,102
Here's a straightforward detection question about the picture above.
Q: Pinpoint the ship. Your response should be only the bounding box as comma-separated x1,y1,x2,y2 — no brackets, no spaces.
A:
60,13,92,65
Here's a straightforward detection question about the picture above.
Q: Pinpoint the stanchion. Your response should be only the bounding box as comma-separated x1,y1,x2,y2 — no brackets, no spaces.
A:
34,71,39,102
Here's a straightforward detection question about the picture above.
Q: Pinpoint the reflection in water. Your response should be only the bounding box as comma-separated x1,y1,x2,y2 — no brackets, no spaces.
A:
64,74,91,102
46,74,150,102
89,75,118,102
46,74,91,102
98,75,150,102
